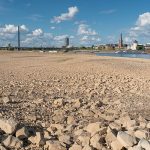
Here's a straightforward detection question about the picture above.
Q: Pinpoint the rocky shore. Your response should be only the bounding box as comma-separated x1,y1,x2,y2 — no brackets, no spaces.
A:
0,51,150,150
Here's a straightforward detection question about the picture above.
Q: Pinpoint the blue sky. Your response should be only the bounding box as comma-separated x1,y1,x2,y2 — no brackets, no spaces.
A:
0,0,150,47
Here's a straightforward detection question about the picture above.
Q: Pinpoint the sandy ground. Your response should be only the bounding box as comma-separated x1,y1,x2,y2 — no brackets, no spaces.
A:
0,51,150,118
0,51,150,149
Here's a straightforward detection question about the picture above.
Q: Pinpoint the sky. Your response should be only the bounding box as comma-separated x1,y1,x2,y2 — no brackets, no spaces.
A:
0,0,150,47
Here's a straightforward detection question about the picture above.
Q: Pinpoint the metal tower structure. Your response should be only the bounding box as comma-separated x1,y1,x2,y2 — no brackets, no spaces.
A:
18,26,20,50
119,33,123,48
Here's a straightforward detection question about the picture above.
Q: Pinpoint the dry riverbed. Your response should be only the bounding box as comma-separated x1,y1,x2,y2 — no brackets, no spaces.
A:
0,51,150,150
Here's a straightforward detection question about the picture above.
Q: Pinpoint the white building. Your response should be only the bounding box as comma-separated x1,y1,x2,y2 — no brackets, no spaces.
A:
130,40,138,50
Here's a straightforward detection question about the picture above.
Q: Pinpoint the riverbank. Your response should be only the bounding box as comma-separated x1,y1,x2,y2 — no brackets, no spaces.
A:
0,51,150,149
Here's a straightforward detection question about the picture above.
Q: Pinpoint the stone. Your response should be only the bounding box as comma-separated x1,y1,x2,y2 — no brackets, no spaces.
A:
138,139,150,150
28,132,45,146
111,140,123,150
54,98,63,107
99,127,107,135
85,122,101,136
0,145,7,150
109,122,121,131
27,115,36,121
73,99,82,108
128,145,142,150
45,140,66,150
16,127,29,139
33,98,43,105
126,120,137,129
47,124,64,135
53,114,65,123
134,130,148,139
90,134,103,149
147,122,150,128
77,135,90,146
74,129,83,136
82,109,94,117
0,118,17,134
2,97,10,104
69,144,82,150
64,124,75,133
44,130,51,140
117,131,137,148
67,116,75,124
119,115,131,127
2,135,23,149
125,130,135,137
82,145,92,150
59,135,71,145
105,127,117,143
139,122,147,129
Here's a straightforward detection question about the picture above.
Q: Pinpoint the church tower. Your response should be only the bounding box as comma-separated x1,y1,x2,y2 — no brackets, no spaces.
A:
119,33,123,48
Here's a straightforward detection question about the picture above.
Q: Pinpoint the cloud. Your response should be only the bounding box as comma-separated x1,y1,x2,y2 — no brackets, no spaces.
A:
77,24,97,36
0,24,28,46
136,12,150,26
128,12,150,41
99,9,116,15
32,28,43,36
80,35,101,42
22,32,53,47
54,35,68,41
0,23,101,47
124,37,132,43
0,24,73,47
77,24,101,45
22,33,69,47
0,24,28,34
51,6,79,23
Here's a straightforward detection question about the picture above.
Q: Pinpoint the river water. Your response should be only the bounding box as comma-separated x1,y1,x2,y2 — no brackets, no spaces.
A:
96,51,150,59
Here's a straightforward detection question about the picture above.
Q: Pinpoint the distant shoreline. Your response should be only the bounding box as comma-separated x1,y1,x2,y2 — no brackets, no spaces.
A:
0,49,150,54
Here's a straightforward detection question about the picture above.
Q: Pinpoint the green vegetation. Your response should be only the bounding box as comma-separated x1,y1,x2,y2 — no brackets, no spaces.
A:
136,45,145,51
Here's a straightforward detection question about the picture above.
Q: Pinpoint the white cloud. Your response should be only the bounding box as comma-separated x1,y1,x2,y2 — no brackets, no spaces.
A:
81,35,88,41
77,24,101,45
0,24,28,33
51,6,79,23
126,12,150,43
77,24,97,35
22,32,53,47
32,28,43,36
20,25,28,32
54,35,68,41
2,24,17,33
136,12,150,26
80,35,100,42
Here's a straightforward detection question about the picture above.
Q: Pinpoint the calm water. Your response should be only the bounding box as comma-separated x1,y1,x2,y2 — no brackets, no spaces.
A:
96,51,150,59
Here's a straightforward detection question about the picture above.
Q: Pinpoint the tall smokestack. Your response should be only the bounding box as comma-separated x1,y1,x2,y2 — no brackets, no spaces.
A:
18,26,20,50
